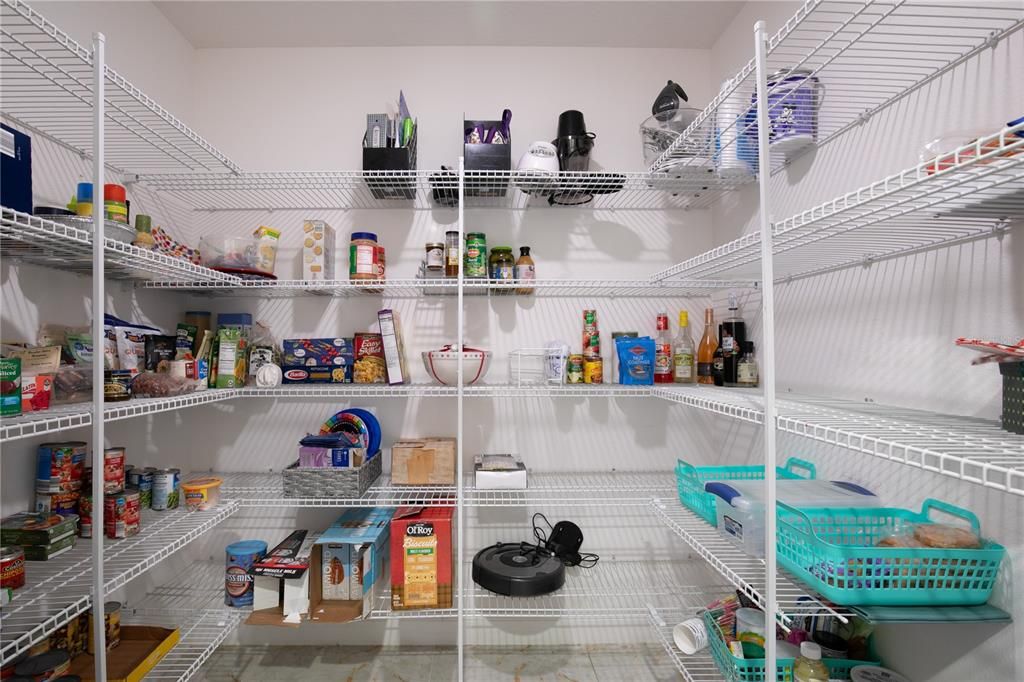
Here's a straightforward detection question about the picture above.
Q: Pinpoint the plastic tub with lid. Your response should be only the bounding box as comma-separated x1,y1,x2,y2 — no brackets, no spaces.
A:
705,478,879,558
181,477,223,511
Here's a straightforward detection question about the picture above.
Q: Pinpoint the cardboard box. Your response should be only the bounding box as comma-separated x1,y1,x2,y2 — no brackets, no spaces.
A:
474,454,528,489
390,506,453,610
377,309,408,385
253,576,282,611
282,338,353,384
67,625,180,682
391,438,456,486
321,543,351,600
302,219,335,281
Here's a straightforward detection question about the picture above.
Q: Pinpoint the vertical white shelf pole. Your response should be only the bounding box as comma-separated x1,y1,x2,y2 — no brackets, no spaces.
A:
753,19,779,679
90,31,108,682
456,157,465,682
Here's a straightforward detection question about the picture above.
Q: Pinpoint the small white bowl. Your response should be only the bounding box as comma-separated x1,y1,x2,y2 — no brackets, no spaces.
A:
422,349,491,385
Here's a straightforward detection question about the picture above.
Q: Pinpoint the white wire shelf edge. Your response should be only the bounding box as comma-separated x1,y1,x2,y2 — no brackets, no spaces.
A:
211,472,456,508
141,278,751,298
649,499,854,626
648,607,725,682
134,170,752,211
653,386,1024,498
0,502,239,665
0,390,243,444
0,208,241,284
464,471,675,507
649,0,1024,178
465,384,654,398
652,124,1024,281
0,0,238,174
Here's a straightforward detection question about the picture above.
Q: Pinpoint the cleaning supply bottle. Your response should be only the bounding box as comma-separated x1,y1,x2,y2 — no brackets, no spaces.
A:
794,642,829,682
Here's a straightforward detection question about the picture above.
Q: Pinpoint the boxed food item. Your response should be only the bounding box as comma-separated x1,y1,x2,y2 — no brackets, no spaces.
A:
311,508,392,622
20,373,53,412
390,506,454,610
215,327,245,388
353,333,386,383
282,338,353,384
0,357,21,416
391,438,456,485
377,309,408,385
321,543,352,599
474,454,528,490
22,531,76,560
1,512,79,546
303,219,336,280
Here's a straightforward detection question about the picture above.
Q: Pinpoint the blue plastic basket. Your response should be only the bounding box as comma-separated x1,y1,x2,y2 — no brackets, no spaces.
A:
675,457,816,526
777,498,1005,606
702,611,877,682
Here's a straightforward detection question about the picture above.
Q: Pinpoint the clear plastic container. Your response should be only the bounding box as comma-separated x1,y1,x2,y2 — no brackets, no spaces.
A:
200,237,278,275
707,479,880,557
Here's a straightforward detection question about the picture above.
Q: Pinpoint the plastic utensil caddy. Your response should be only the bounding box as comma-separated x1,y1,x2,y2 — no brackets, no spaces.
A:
702,611,877,682
675,457,817,526
777,498,1006,606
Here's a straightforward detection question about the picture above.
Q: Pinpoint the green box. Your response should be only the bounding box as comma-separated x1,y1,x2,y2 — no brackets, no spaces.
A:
0,357,21,417
1,512,79,545
22,531,77,560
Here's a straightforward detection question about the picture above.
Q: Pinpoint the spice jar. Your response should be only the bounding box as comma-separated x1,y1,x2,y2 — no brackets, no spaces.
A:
350,232,385,281
444,231,460,277
104,184,128,224
425,242,444,273
133,214,155,250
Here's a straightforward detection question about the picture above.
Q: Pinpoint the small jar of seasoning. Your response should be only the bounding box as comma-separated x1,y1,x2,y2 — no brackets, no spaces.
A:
133,214,155,250
350,232,385,281
104,184,128,224
425,242,445,273
444,231,460,277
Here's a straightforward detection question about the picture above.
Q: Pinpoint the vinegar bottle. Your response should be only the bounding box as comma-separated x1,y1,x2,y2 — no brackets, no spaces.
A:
697,308,718,385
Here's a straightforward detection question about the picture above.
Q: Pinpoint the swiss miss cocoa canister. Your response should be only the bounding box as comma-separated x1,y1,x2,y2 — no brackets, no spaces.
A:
225,540,268,607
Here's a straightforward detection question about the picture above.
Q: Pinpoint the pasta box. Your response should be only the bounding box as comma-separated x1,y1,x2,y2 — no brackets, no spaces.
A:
390,506,454,610
282,338,353,384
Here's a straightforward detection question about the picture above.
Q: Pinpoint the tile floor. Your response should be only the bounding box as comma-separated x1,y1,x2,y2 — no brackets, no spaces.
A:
199,645,683,681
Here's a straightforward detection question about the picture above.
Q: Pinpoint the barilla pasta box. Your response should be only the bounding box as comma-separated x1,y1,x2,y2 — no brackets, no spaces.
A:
309,507,392,623
390,506,453,610
282,338,353,384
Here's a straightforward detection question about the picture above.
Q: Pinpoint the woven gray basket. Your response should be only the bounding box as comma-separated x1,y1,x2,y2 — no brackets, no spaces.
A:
282,452,382,498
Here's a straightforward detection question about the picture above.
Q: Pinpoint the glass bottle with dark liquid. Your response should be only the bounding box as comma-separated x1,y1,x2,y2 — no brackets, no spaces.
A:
721,294,746,387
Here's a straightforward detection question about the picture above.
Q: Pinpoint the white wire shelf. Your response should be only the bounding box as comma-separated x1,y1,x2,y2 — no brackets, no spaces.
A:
0,390,242,444
464,471,674,507
210,472,456,508
651,0,1024,177
0,502,238,665
649,607,725,682
141,278,746,298
654,386,1024,498
650,499,855,626
1,208,241,284
135,170,751,212
236,384,456,398
654,125,1024,281
0,0,238,174
465,384,654,398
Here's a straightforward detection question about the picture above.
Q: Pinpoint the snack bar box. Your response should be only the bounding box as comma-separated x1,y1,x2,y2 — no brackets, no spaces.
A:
390,506,454,610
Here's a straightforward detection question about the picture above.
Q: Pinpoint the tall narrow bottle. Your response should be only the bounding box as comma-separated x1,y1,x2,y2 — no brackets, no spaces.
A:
721,293,746,387
654,313,674,384
697,308,718,385
673,311,695,383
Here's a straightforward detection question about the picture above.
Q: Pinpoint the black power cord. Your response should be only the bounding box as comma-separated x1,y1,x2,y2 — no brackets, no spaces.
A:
531,512,600,568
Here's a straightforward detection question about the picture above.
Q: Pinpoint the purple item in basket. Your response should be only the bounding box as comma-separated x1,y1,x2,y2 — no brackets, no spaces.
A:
298,431,365,468
753,68,822,154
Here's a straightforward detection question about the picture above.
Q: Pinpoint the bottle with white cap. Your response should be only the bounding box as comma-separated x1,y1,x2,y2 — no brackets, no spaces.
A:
794,641,829,682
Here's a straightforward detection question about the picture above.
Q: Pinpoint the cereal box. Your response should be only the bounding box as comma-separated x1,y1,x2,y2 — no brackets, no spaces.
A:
302,219,335,281
390,506,453,610
353,333,386,384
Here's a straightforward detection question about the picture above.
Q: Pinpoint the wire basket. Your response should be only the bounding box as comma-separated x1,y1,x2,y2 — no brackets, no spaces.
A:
702,610,877,682
508,348,565,386
777,498,1005,606
282,451,382,499
675,457,817,526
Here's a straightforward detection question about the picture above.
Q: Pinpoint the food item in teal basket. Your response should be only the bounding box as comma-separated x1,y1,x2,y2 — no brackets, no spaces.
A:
464,232,487,278
225,540,268,607
0,357,22,416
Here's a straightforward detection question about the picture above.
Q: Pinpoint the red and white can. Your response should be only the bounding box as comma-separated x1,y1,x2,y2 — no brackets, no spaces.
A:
103,447,126,494
104,488,140,539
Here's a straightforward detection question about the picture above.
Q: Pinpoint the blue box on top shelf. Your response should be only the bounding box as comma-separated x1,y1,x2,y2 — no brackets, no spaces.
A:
1,124,32,214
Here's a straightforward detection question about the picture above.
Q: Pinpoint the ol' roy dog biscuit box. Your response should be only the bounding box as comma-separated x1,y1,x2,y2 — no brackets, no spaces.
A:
282,338,353,384
390,506,453,610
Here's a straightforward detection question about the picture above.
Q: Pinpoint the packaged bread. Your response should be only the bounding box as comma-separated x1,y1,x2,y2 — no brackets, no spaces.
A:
913,523,982,549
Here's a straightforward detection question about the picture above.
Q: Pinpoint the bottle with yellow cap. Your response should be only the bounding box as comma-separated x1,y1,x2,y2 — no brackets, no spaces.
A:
673,310,696,383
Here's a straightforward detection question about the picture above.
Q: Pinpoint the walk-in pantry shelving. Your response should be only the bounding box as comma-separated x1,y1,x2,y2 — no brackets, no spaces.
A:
2,0,1023,680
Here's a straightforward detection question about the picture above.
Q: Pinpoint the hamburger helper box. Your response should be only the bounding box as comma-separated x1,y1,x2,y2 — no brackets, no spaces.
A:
391,506,454,610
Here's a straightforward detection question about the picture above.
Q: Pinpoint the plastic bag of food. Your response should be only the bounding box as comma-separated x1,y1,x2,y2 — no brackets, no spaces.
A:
545,341,569,385
131,371,198,399
616,336,656,385
53,365,93,405
144,335,176,372
248,320,279,378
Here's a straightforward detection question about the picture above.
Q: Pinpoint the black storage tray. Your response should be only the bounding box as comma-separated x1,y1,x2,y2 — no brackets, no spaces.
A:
464,118,510,198
363,129,418,200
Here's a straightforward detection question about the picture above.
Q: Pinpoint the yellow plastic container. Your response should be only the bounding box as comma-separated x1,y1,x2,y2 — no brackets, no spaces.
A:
180,477,223,511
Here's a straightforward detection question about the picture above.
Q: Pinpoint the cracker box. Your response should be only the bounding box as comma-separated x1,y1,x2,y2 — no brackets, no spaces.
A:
390,506,453,610
302,219,336,281
377,309,409,385
391,438,456,486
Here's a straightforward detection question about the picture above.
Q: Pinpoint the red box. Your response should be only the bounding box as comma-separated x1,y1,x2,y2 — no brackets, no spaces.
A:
390,506,453,610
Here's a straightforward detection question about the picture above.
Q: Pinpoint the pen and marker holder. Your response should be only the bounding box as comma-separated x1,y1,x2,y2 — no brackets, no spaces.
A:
362,127,418,200
464,118,510,198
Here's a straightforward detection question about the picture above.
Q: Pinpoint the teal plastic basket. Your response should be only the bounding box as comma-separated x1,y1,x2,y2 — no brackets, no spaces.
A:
702,611,877,682
777,498,1006,606
675,457,816,526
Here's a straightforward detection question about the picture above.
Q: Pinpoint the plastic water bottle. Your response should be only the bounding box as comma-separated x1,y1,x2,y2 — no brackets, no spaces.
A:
794,642,829,682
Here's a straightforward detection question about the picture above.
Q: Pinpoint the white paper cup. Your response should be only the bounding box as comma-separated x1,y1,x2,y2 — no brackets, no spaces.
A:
673,617,709,655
